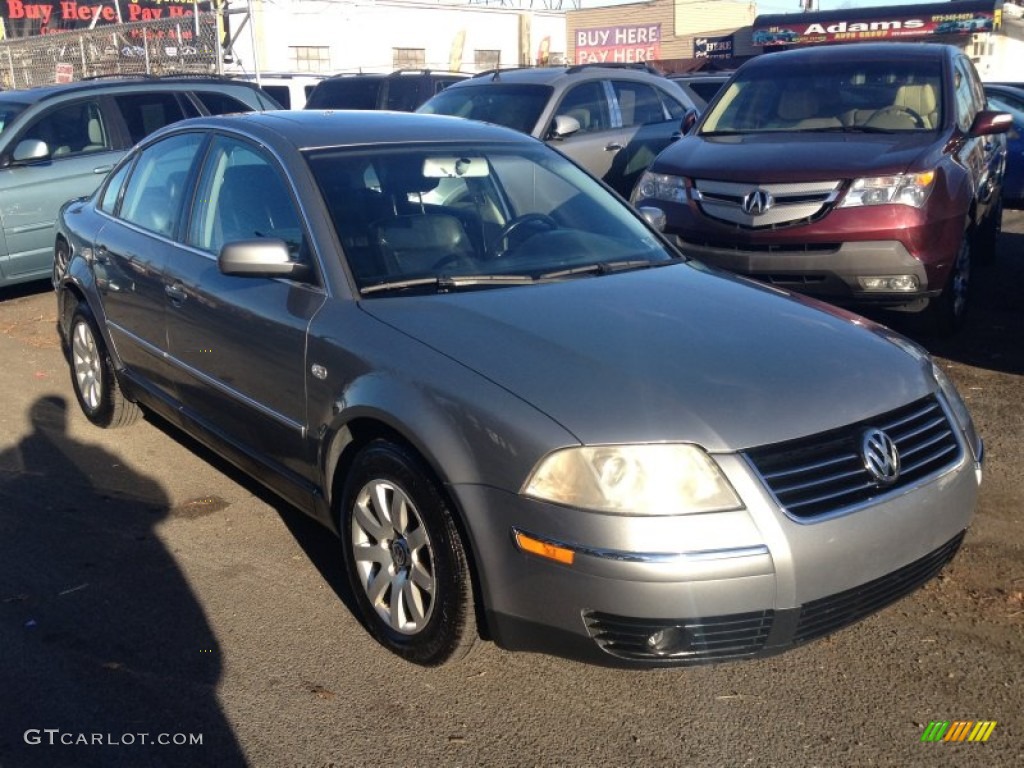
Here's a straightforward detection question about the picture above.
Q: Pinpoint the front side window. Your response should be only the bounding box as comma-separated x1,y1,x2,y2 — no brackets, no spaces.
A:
20,100,111,158
119,132,204,237
187,136,305,260
99,160,134,214
554,82,611,134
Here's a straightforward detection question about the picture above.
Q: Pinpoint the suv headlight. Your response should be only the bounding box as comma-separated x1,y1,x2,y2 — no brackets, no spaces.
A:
838,171,935,209
522,444,742,515
631,172,687,205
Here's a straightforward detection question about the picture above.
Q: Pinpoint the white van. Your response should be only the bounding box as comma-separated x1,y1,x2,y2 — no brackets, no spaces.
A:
234,73,325,109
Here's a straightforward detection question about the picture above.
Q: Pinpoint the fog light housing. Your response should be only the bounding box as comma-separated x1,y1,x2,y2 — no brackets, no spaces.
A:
647,626,691,656
857,275,920,292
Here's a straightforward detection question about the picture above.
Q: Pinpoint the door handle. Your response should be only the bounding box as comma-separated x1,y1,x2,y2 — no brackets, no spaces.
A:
604,142,624,152
92,165,115,174
164,283,187,303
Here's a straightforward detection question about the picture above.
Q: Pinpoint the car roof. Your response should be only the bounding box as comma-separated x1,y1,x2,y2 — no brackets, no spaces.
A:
0,76,265,104
745,42,958,69
319,69,466,81
454,64,668,87
149,110,536,151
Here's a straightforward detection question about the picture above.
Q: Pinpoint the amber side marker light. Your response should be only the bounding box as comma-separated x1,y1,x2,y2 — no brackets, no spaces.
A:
514,531,575,565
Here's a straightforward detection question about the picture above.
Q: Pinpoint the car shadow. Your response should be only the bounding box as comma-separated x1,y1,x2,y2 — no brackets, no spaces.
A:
141,416,359,621
0,396,248,767
862,224,1024,375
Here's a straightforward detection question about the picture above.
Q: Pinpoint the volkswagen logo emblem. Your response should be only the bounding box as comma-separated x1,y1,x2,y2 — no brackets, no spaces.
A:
861,428,900,486
741,188,774,216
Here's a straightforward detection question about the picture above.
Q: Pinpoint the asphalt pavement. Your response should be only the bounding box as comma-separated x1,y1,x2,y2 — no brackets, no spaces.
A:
0,213,1021,767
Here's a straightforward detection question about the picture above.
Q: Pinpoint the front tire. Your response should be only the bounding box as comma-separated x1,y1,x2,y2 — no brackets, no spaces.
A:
340,440,477,666
68,304,140,428
924,232,971,336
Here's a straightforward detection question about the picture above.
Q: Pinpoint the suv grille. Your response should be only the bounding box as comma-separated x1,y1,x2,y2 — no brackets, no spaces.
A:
693,179,842,229
583,610,773,663
745,395,961,519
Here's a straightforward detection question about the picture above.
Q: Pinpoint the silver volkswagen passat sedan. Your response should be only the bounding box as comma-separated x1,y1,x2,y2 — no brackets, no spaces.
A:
53,111,982,667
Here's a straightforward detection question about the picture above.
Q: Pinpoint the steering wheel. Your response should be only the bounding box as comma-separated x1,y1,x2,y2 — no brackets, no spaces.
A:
866,105,924,129
490,213,558,258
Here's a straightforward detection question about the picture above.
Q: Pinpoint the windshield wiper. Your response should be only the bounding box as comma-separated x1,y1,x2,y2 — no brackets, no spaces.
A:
539,259,669,280
360,274,536,295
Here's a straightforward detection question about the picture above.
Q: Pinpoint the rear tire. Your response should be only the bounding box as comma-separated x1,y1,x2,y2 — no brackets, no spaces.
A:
68,304,140,429
340,439,477,666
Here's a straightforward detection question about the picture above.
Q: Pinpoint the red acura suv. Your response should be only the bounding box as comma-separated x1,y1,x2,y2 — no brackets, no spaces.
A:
632,43,1011,333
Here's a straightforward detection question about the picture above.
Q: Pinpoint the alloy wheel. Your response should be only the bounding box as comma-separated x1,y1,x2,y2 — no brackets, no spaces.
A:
72,320,103,413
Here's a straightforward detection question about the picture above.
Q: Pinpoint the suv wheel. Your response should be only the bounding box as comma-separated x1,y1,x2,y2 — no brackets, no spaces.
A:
339,439,477,666
925,231,971,336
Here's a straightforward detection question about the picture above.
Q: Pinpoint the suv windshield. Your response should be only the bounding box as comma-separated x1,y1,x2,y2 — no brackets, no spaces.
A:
418,84,553,134
702,59,944,134
306,141,674,293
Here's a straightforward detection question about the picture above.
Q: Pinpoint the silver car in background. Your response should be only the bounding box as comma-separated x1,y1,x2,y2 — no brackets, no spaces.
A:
54,111,982,667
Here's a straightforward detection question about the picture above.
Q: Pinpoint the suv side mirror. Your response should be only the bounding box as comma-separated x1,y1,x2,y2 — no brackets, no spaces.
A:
12,138,51,164
549,114,581,140
681,109,699,135
970,109,1013,137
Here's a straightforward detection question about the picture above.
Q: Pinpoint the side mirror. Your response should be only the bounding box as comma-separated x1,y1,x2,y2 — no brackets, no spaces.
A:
12,138,51,163
970,110,1013,137
549,114,581,140
218,239,311,281
681,109,699,135
638,206,666,232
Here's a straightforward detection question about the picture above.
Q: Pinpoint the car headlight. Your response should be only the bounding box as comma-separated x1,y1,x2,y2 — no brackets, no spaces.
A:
522,444,742,515
631,172,687,205
838,171,935,209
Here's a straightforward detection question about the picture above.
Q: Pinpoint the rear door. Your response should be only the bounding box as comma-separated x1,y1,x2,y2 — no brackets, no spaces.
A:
0,98,121,282
93,131,207,396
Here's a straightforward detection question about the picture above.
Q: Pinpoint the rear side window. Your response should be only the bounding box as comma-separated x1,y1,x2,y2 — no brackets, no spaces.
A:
306,79,382,109
119,133,204,237
114,93,187,144
191,90,255,116
611,81,668,126
261,85,291,109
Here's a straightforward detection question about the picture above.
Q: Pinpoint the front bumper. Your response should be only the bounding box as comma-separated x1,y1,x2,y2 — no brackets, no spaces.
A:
676,237,939,309
455,439,980,667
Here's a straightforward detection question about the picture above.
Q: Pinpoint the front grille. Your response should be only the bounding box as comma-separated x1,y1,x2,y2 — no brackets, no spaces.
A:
583,610,773,663
693,178,842,229
794,531,965,644
746,395,961,519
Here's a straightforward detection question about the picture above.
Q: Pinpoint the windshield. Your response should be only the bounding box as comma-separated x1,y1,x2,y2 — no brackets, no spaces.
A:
702,59,943,134
0,100,30,138
306,142,675,294
417,84,553,135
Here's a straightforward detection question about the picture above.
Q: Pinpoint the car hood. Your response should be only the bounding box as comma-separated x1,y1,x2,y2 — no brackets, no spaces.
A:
652,132,938,182
359,264,933,452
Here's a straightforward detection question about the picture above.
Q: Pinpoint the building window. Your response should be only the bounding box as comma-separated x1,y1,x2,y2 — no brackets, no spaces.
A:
290,46,330,73
475,50,501,71
393,48,426,69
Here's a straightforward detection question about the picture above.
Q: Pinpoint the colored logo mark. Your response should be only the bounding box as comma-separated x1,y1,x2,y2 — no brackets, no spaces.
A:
921,720,997,743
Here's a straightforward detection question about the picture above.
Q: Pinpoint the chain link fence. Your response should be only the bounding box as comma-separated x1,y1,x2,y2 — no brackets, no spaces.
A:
0,13,222,90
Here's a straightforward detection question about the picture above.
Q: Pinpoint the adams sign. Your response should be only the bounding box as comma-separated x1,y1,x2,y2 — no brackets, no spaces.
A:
753,0,999,46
